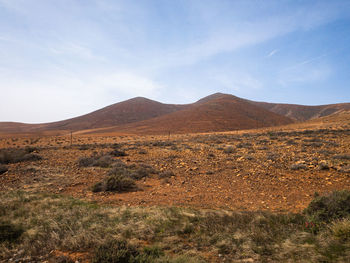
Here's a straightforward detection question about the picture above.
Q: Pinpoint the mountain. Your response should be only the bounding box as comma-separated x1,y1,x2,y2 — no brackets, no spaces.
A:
250,101,350,121
1,93,349,135
0,97,186,134
43,97,185,131
82,93,293,134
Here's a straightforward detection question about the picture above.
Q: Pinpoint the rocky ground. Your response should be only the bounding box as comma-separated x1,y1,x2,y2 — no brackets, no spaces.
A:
1,115,350,213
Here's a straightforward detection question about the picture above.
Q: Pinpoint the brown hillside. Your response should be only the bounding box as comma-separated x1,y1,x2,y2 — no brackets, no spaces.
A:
2,92,349,136
0,97,186,133
87,93,293,134
251,101,350,121
44,97,185,131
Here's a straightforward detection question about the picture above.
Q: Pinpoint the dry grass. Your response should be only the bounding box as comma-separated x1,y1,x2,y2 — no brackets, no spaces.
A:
1,191,350,262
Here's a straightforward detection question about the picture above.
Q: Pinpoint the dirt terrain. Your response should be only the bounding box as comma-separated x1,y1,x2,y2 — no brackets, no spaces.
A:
1,111,350,213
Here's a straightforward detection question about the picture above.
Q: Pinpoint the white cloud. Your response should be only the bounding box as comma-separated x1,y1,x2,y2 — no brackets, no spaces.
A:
267,49,279,58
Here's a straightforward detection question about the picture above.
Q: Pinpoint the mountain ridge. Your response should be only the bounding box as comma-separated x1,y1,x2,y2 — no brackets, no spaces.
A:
1,93,349,135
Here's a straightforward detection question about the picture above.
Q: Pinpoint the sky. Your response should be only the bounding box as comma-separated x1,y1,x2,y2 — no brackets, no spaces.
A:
0,0,350,123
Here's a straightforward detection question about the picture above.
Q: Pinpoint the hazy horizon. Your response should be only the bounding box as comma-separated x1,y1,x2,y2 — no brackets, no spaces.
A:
1,0,350,123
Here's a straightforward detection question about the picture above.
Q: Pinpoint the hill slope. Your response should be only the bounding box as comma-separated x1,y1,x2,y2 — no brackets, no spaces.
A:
44,97,185,131
0,97,185,133
251,101,350,121
86,93,293,134
1,93,349,135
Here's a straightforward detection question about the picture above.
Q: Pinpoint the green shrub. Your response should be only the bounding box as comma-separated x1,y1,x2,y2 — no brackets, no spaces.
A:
304,190,350,223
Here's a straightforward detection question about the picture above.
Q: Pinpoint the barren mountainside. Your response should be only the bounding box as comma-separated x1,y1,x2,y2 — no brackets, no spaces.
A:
251,101,350,121
0,92,349,135
91,93,293,134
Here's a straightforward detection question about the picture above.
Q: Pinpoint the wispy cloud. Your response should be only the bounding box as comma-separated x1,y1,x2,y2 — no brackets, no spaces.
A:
280,53,329,72
267,49,279,58
144,2,348,71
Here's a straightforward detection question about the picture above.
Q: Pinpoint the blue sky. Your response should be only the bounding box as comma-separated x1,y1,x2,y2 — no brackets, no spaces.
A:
1,0,350,123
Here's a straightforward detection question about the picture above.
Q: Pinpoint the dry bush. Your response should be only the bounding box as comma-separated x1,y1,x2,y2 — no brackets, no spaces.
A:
331,218,350,241
109,149,127,157
158,171,175,179
223,146,235,154
290,162,308,170
78,154,114,168
0,221,24,243
304,190,350,223
92,175,136,193
0,165,8,175
92,161,158,193
332,154,350,160
0,147,41,164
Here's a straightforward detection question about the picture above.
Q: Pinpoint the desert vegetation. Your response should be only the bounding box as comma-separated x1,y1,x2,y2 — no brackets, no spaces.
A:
1,191,350,262
0,116,350,262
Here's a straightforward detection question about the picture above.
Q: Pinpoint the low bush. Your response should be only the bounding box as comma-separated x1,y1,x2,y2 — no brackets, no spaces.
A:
332,154,350,160
304,190,350,223
78,154,114,168
331,218,350,241
158,171,175,179
92,175,136,193
290,162,308,170
108,162,156,180
92,160,158,193
92,239,139,263
78,156,95,167
93,155,114,168
0,147,41,164
152,141,174,147
93,240,166,263
223,146,235,154
0,221,24,243
109,149,127,157
318,161,330,170
0,165,8,175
